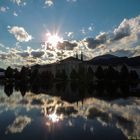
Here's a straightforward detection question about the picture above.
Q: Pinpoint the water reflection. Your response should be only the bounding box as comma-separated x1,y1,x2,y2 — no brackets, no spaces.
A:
3,81,140,102
4,84,13,97
43,104,64,123
6,115,32,134
0,84,140,140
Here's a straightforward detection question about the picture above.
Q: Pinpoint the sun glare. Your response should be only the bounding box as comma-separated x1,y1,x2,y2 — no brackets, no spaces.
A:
48,113,59,123
46,32,63,48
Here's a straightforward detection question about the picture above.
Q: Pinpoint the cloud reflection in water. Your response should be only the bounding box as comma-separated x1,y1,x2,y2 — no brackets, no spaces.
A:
6,115,32,134
0,90,139,139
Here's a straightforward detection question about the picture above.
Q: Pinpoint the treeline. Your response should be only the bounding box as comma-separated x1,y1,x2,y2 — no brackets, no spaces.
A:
4,64,139,85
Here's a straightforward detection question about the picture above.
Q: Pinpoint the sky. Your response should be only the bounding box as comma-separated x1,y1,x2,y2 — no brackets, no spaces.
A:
0,0,140,68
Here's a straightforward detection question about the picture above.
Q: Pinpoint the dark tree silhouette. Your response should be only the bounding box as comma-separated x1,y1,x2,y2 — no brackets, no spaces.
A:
104,66,118,81
78,64,86,81
95,66,104,80
70,69,78,80
20,66,30,83
13,68,20,81
129,70,139,81
120,65,129,81
55,70,62,80
61,69,67,81
55,69,67,80
30,68,39,83
87,66,94,82
4,84,13,97
40,71,54,83
5,66,14,79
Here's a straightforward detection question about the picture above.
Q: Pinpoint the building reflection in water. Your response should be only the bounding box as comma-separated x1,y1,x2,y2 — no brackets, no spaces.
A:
0,83,139,139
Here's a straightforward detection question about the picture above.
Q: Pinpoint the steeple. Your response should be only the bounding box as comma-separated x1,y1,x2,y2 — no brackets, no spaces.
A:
81,51,83,61
76,52,78,59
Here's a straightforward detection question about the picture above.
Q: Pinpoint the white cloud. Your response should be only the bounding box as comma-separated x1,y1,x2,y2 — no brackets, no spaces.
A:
11,0,26,6
80,24,94,35
0,6,8,12
81,28,86,35
88,26,93,31
66,0,77,2
83,15,140,57
45,0,54,7
13,11,18,16
65,32,74,38
7,25,11,29
111,19,130,41
8,26,32,42
88,26,94,31
1,15,140,66
107,16,140,53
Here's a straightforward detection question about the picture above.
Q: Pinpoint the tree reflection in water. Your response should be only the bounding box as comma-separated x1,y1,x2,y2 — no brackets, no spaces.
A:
0,82,140,140
3,81,140,103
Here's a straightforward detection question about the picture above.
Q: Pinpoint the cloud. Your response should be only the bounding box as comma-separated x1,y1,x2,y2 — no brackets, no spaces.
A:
82,15,140,58
80,28,86,35
8,26,32,42
57,41,77,50
17,52,29,58
45,0,54,7
13,11,18,16
66,0,77,2
0,7,8,12
80,24,94,35
1,15,140,67
46,51,55,57
88,26,93,31
84,32,107,49
110,49,135,57
0,53,8,60
96,32,108,42
65,32,74,38
111,19,131,41
31,51,45,58
107,16,140,53
11,0,26,6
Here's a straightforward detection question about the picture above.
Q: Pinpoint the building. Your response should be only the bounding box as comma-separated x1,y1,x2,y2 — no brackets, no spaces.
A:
31,54,140,79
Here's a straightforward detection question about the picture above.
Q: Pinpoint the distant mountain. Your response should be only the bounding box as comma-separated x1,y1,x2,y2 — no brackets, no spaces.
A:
127,56,140,66
59,57,81,63
91,54,119,61
0,68,5,72
31,54,140,69
88,54,140,66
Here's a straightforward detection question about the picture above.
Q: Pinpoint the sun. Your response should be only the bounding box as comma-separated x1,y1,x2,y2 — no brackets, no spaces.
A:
45,32,63,48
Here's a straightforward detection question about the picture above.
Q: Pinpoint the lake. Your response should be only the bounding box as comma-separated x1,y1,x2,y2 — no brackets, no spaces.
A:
0,84,140,140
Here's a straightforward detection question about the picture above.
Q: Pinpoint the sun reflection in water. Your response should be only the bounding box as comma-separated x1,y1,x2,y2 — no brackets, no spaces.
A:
43,104,63,124
48,112,60,123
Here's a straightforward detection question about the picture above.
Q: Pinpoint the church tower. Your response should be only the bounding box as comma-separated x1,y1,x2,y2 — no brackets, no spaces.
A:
81,51,83,61
76,52,78,59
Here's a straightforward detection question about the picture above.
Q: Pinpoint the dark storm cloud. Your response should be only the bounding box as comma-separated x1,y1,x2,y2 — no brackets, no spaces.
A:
16,52,29,58
46,52,54,57
84,19,132,50
111,49,135,57
57,41,77,50
85,32,107,49
111,19,131,41
0,53,7,60
31,51,44,58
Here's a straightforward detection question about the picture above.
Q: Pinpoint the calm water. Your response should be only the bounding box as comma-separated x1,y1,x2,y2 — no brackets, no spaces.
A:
0,85,140,140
